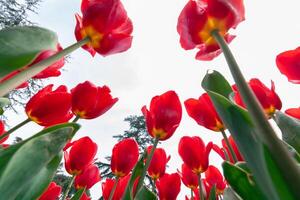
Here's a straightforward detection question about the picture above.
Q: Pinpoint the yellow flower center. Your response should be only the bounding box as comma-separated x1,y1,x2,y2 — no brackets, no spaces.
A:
198,17,227,45
152,128,167,139
81,26,104,48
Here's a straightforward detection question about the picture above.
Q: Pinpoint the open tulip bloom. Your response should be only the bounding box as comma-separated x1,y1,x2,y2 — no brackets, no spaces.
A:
2,0,300,199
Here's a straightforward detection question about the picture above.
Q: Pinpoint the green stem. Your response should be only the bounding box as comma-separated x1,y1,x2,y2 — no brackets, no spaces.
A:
0,37,90,97
62,175,76,200
211,30,300,198
135,137,159,196
72,116,80,123
0,118,31,141
108,176,119,200
221,130,238,163
191,188,194,200
198,173,204,200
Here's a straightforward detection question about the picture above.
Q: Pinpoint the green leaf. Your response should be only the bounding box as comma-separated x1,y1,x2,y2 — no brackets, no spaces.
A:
71,188,86,200
222,162,265,200
123,156,145,200
0,97,10,107
0,26,58,78
208,185,216,200
263,145,294,200
274,111,300,153
223,187,242,200
0,123,78,200
134,186,157,200
201,70,233,98
15,153,62,200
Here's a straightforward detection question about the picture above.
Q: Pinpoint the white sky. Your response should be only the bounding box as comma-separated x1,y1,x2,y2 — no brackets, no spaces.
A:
5,0,300,199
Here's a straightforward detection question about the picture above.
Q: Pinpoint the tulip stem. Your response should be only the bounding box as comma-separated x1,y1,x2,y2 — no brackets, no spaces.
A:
211,29,300,197
221,130,238,163
72,116,80,123
191,188,194,200
62,175,75,200
0,37,91,97
0,118,31,141
198,173,205,200
135,137,159,196
108,176,119,200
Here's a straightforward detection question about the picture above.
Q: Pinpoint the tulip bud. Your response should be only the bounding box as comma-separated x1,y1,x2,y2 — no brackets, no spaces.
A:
147,146,170,180
75,164,101,189
156,173,181,200
38,182,61,200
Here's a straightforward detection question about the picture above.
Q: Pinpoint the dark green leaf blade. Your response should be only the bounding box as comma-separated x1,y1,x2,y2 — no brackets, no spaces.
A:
71,188,86,200
15,153,62,200
274,111,300,153
134,186,157,200
0,26,58,78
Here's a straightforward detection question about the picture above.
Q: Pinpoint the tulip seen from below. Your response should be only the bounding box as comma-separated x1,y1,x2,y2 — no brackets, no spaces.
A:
205,165,226,195
75,0,133,56
147,146,170,181
180,163,199,190
156,173,181,200
38,182,62,200
74,164,101,189
71,81,118,120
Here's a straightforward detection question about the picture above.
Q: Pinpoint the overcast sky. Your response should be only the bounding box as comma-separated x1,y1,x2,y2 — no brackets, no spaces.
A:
5,0,300,199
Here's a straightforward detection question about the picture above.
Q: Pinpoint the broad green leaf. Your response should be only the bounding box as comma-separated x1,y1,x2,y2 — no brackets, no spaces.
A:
0,97,10,107
0,123,77,200
0,26,58,78
15,153,62,200
201,70,232,99
208,185,216,200
123,156,145,200
71,188,86,200
274,111,300,153
222,162,265,200
223,187,242,200
263,145,294,200
134,186,157,200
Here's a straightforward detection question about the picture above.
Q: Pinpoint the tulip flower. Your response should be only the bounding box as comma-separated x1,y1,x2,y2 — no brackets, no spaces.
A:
79,193,91,200
232,79,282,117
276,47,300,84
38,182,62,200
286,107,300,120
75,164,101,189
179,163,199,189
147,146,170,180
64,137,98,175
156,173,181,200
177,0,245,60
0,120,8,144
75,0,133,56
185,93,224,131
102,175,131,200
142,90,182,141
179,136,213,174
111,138,139,177
71,81,118,119
25,84,73,126
205,166,226,195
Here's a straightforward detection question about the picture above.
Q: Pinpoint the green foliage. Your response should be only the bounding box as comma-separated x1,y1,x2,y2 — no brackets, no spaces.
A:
0,123,79,200
0,26,58,78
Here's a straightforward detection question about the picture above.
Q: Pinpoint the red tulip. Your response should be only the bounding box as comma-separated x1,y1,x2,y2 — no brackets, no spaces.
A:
178,136,213,174
276,47,300,84
156,173,181,200
179,163,199,189
111,138,139,177
102,175,132,200
142,91,182,140
185,93,224,131
189,180,213,200
79,193,91,200
0,120,8,144
25,84,73,126
286,107,300,120
147,146,170,180
32,44,65,79
75,0,133,56
71,81,118,119
177,0,245,60
75,164,101,189
232,79,282,116
205,166,226,195
38,182,62,200
64,137,98,175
